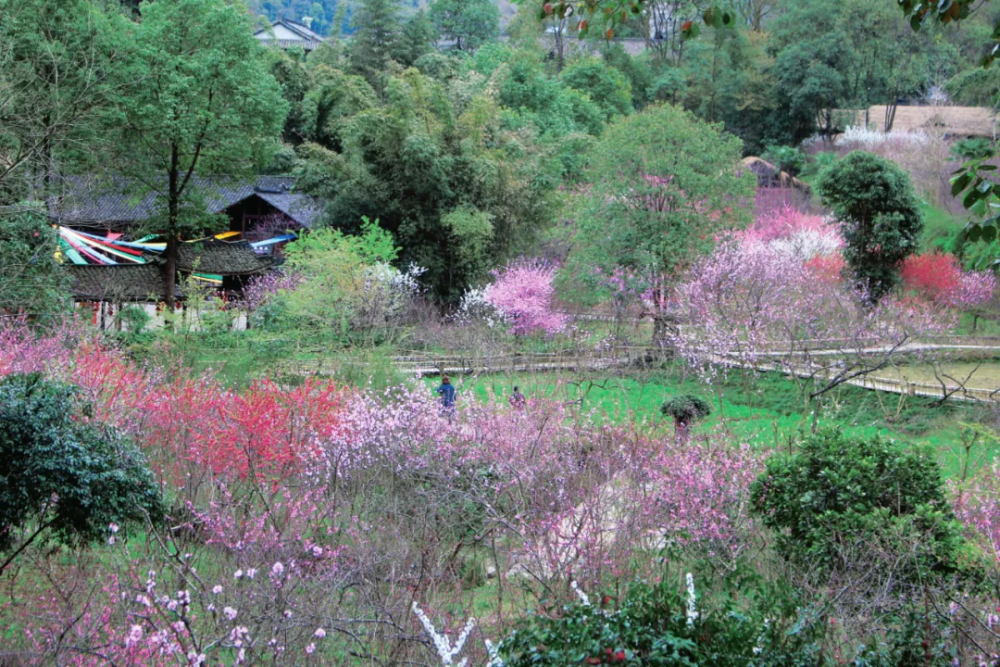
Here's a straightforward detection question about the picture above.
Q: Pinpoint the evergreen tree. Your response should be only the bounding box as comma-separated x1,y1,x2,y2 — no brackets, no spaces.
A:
347,0,401,90
393,9,437,67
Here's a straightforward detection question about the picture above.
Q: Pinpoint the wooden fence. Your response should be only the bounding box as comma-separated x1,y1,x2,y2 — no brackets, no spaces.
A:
280,336,1000,403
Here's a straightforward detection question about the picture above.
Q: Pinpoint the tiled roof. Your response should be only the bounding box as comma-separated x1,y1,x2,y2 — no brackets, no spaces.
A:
50,176,319,229
256,191,322,227
176,240,275,275
67,263,182,302
254,19,323,50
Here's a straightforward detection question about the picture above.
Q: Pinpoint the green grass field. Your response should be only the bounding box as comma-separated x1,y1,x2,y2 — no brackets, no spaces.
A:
424,366,993,479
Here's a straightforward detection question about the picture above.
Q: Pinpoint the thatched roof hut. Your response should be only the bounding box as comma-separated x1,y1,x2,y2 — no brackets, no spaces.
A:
846,105,997,138
741,156,811,193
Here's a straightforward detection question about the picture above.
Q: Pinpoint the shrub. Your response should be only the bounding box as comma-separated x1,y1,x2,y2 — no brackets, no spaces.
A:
750,429,965,574
484,258,567,335
661,394,711,442
901,251,997,309
499,571,823,667
0,373,162,562
952,137,995,161
761,144,805,176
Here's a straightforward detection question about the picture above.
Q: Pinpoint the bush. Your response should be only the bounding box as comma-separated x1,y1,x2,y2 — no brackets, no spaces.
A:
750,429,965,574
661,394,711,442
499,570,823,667
0,373,162,559
951,137,995,161
761,144,805,176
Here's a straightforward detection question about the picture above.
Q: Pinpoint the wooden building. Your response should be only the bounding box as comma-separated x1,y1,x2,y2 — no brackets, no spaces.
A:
253,19,324,52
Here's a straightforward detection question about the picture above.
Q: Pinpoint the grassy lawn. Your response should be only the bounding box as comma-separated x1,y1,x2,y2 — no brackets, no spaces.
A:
423,366,993,479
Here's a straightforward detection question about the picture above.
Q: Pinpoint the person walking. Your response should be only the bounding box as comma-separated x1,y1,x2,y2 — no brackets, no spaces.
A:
436,375,456,420
508,385,526,409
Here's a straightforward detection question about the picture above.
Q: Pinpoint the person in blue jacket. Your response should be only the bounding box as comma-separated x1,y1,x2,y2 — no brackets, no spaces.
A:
436,375,456,418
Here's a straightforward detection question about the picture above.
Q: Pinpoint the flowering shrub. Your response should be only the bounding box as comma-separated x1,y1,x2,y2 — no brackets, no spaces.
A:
901,252,997,309
484,258,567,335
673,241,953,370
833,126,930,150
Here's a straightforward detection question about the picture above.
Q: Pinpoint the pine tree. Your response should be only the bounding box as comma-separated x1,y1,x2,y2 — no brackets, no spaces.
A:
347,0,401,90
393,9,437,67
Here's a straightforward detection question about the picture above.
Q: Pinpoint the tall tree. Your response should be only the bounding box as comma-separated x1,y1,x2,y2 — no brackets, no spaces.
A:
111,0,288,308
393,9,438,67
0,0,126,202
573,103,754,343
347,0,401,91
429,0,500,53
816,152,923,305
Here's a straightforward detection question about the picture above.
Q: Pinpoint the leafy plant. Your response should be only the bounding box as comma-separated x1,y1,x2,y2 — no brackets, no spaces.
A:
762,144,805,177
750,429,967,574
951,138,995,161
0,373,162,572
816,151,923,304
661,394,711,442
499,569,823,667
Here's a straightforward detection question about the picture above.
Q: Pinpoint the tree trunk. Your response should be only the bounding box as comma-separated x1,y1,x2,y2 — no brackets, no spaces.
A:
674,417,689,445
165,145,179,310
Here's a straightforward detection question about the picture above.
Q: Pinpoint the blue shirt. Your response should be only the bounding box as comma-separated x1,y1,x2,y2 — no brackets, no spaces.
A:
436,383,456,407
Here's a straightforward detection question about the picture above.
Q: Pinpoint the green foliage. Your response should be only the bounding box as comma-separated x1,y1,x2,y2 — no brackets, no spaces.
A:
295,63,563,300
0,0,127,201
429,0,499,53
112,0,289,305
600,45,654,112
0,204,70,319
394,10,438,67
761,144,805,177
766,0,939,145
0,373,162,554
500,570,823,667
661,394,711,424
440,205,494,286
750,429,965,573
282,218,407,339
561,57,633,123
574,104,754,295
952,137,995,162
816,151,923,303
346,0,400,89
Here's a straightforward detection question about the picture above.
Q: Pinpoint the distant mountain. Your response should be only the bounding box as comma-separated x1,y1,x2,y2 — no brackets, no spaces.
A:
249,0,516,36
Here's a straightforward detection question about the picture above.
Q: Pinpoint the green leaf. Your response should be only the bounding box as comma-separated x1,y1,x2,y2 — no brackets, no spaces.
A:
951,172,972,196
982,224,998,243
967,224,983,242
972,198,988,218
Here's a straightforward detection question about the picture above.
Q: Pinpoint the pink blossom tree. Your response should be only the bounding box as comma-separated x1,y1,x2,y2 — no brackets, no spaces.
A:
484,258,567,336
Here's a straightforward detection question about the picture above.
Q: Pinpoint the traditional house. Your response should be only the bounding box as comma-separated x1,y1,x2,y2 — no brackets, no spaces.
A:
741,156,811,212
50,175,321,242
49,175,317,317
253,19,324,52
